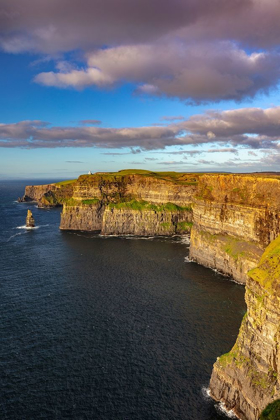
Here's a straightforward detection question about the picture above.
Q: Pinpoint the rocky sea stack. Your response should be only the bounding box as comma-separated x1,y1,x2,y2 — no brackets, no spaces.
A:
26,209,35,227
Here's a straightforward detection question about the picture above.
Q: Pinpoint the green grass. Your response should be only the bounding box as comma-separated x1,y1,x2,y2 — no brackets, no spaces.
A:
55,179,76,186
81,199,100,205
260,400,280,419
64,198,81,206
248,234,280,293
76,170,205,186
177,221,193,230
64,198,100,206
223,237,247,261
108,199,192,212
160,222,172,229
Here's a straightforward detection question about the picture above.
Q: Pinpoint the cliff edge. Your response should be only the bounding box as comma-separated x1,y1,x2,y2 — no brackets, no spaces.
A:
209,234,280,420
189,174,280,283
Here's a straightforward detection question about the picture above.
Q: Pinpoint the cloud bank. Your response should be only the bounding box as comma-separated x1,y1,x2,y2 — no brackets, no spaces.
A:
1,107,280,151
1,0,280,53
1,0,280,102
34,42,280,102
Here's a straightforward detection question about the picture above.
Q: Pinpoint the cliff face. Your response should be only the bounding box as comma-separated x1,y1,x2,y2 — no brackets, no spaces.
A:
101,206,192,236
20,181,75,207
59,171,196,235
189,174,280,283
71,172,197,206
22,172,280,252
21,184,58,202
60,204,192,235
60,202,104,231
190,226,263,284
209,235,280,420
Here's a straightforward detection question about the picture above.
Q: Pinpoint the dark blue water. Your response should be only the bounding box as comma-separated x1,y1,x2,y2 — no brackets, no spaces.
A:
0,180,246,420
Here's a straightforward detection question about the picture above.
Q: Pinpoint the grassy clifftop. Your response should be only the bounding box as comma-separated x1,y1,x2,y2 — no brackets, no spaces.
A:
76,169,201,186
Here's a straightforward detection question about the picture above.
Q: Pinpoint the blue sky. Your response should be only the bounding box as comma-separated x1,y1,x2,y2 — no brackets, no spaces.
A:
1,0,280,179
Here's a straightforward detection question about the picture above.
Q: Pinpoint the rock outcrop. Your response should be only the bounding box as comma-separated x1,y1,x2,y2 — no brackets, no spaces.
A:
26,209,35,227
189,174,280,283
19,181,75,207
20,184,58,202
209,235,280,420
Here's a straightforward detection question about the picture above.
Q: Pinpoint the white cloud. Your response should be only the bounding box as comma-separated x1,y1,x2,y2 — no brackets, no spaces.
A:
34,42,280,102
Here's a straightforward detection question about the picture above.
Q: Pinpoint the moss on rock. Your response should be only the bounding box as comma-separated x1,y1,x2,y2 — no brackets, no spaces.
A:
248,234,280,293
260,400,280,420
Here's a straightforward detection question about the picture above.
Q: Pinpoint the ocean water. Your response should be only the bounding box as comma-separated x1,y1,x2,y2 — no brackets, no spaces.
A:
0,180,246,420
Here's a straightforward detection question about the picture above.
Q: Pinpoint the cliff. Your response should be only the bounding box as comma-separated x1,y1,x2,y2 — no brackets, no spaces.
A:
189,174,280,283
20,170,280,419
71,170,197,206
59,170,197,235
21,172,280,271
19,180,76,208
209,234,280,420
60,200,193,235
20,170,197,236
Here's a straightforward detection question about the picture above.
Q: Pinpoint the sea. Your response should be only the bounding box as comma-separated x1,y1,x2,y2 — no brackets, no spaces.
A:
0,180,246,420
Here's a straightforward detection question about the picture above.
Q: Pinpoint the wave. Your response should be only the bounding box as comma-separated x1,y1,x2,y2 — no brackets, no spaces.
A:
99,234,169,240
16,225,39,230
184,256,194,263
201,386,212,400
7,223,50,242
7,231,28,242
216,401,240,419
16,224,49,230
201,387,239,419
180,235,190,245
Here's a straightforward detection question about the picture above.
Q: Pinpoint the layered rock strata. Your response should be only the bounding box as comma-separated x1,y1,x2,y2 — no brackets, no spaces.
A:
21,171,197,236
189,174,280,283
20,184,58,202
190,226,263,284
19,181,75,208
210,235,280,420
59,171,197,235
71,172,197,206
60,202,193,235
60,202,104,232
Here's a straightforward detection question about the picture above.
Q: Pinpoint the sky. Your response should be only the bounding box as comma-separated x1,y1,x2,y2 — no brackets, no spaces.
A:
1,0,280,179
